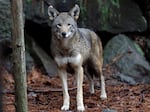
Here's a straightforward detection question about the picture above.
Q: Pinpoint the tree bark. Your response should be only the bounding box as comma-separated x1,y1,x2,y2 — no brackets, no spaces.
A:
11,0,28,112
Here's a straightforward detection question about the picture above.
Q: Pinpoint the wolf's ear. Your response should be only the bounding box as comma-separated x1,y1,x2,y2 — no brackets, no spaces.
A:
48,5,59,21
69,4,80,20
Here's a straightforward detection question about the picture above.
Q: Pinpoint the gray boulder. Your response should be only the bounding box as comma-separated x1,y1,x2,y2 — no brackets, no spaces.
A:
102,109,117,112
104,34,150,84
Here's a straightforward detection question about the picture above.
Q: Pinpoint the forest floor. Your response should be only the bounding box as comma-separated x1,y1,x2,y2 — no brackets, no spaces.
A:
1,67,150,112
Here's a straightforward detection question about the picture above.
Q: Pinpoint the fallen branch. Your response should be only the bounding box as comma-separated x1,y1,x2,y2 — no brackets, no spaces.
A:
1,86,80,94
103,51,131,71
27,86,77,92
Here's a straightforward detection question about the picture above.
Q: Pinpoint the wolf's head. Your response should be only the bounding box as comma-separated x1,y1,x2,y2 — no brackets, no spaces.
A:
48,5,80,39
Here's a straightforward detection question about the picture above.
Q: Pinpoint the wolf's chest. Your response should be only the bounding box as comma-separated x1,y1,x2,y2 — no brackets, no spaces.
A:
55,53,82,67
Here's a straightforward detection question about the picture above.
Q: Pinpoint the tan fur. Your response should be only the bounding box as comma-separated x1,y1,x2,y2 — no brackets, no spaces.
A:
48,4,107,111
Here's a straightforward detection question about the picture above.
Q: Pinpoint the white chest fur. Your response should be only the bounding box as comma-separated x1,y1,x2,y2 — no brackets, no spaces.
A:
55,53,82,67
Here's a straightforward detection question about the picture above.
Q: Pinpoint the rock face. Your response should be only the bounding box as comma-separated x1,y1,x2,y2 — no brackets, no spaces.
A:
0,38,12,74
24,0,147,33
0,0,148,37
104,34,150,84
0,0,11,38
83,0,147,33
145,38,150,62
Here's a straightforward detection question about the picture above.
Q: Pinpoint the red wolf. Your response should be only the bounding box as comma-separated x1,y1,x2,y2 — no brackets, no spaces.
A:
48,4,107,111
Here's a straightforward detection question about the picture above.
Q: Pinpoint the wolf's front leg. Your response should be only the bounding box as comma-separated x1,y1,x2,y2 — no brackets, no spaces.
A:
58,69,70,110
76,66,85,111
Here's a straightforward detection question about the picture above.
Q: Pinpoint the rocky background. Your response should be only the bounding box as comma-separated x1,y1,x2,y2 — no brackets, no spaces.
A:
0,0,150,84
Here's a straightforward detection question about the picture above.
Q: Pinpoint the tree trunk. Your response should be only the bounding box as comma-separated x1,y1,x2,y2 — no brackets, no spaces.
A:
11,0,28,112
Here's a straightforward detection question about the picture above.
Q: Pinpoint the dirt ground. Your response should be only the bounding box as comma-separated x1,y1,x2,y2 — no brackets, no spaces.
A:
1,67,150,112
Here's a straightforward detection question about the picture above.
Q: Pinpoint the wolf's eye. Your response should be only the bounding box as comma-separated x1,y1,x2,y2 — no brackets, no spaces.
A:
67,23,71,26
56,24,61,28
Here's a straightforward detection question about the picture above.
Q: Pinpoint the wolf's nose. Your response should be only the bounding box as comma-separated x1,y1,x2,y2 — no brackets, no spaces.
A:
62,32,66,38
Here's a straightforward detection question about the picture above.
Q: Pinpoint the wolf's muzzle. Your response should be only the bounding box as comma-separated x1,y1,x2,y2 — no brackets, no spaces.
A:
62,32,67,38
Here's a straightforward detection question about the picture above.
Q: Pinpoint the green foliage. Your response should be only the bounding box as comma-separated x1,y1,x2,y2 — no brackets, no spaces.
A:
134,43,144,56
63,0,67,3
26,0,32,3
97,0,109,29
111,0,120,8
97,0,120,30
101,5,109,29
78,0,87,26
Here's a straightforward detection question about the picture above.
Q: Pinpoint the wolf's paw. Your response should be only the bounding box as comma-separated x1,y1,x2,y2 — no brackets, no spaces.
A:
77,105,85,112
61,105,69,111
100,94,107,100
89,88,95,94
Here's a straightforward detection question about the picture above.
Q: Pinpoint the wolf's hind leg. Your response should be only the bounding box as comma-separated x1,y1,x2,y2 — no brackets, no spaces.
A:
91,58,107,100
100,70,107,100
88,75,95,94
85,69,95,94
